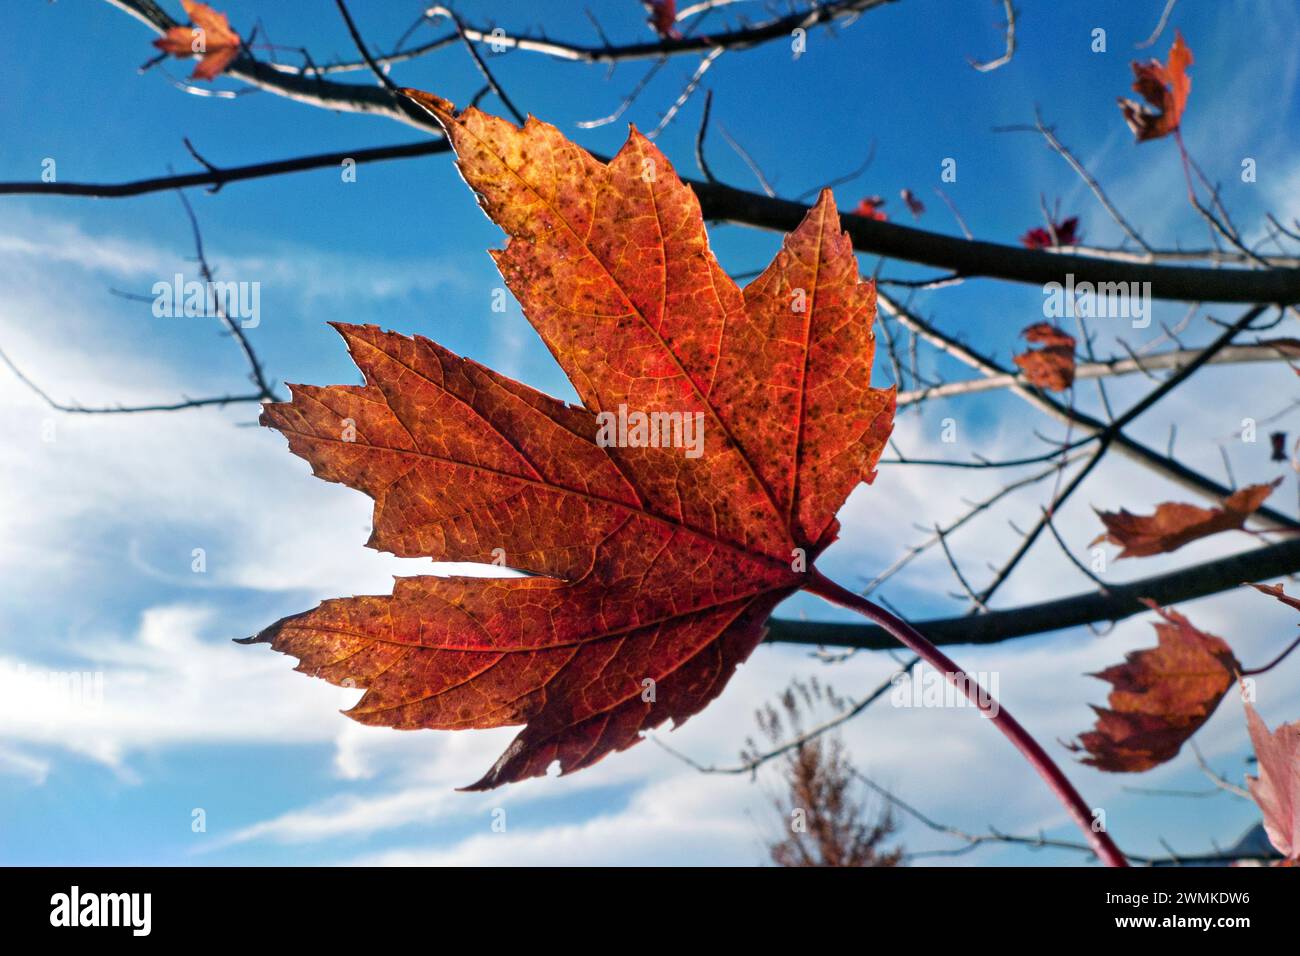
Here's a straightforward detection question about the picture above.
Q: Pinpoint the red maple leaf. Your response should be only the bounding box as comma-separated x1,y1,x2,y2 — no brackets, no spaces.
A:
152,0,241,82
1118,31,1193,142
852,196,888,221
245,91,895,790
1013,322,1076,392
1091,479,1280,559
1069,602,1239,772
1021,215,1081,249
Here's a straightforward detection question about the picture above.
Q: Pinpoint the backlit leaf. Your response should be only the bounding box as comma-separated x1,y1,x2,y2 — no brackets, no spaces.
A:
246,93,895,790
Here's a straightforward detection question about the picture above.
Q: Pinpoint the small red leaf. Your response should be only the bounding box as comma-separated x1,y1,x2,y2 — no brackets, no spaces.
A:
1012,322,1076,391
1069,601,1239,772
1091,479,1281,559
1118,31,1193,142
1021,216,1081,249
852,196,888,221
152,0,241,82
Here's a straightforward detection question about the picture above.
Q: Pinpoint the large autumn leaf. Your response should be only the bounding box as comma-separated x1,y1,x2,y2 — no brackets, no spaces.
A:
244,92,895,790
1091,478,1280,559
1068,601,1239,772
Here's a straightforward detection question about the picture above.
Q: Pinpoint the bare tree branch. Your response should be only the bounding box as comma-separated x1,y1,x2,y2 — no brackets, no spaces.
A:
899,342,1300,406
12,147,1300,305
0,191,281,415
765,537,1300,649
852,770,1277,865
878,293,1299,530
0,346,267,414
998,109,1152,252
969,0,1016,73
16,1,1300,304
418,0,897,64
651,656,919,775
1137,0,1180,49
105,0,439,129
0,140,450,197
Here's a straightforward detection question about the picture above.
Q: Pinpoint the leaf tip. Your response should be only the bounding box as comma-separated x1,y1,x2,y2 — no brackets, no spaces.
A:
400,88,457,125
237,611,301,649
457,766,504,793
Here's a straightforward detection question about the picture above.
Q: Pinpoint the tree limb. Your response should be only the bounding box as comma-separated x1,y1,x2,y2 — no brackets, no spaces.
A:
899,342,1300,406
765,538,1300,649
9,146,1300,305
418,0,897,64
0,140,449,197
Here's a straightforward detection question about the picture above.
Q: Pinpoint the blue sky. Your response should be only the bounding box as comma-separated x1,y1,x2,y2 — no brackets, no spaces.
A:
2,0,1299,865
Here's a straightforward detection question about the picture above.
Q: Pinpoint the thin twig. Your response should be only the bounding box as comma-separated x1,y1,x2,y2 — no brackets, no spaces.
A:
936,524,989,610
431,5,527,126
968,0,1016,72
716,121,776,196
650,656,919,775
649,47,723,138
1136,0,1179,48
694,89,717,182
998,110,1152,252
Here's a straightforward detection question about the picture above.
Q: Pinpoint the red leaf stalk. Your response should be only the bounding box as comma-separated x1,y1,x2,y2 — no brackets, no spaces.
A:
805,569,1129,867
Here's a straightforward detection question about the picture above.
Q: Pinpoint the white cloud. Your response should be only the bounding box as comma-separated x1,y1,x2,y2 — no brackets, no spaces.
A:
348,773,767,867
0,746,51,785
0,604,358,775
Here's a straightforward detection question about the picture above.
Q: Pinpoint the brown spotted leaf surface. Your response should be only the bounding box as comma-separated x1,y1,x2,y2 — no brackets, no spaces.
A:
1091,479,1280,559
1069,601,1239,772
247,92,895,790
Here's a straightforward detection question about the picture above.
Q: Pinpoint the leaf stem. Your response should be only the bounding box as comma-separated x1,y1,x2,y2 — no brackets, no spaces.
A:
804,569,1129,867
1241,632,1300,677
